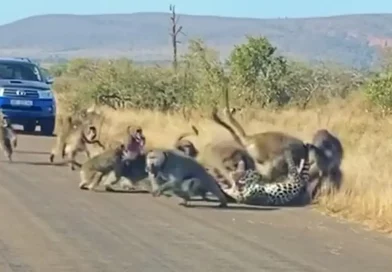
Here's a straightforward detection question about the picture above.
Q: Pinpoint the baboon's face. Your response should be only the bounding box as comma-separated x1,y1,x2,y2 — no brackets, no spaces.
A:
145,150,165,176
85,126,98,141
177,142,198,158
312,129,331,146
127,127,146,155
114,144,131,160
2,118,9,127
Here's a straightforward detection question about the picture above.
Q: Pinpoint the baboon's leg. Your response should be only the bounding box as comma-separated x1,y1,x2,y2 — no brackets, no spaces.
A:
49,137,64,163
4,150,12,162
84,148,91,159
10,135,17,148
66,148,82,171
329,167,343,191
104,163,124,191
148,173,161,193
4,141,12,162
79,169,95,190
87,172,105,191
69,150,77,171
306,179,320,203
60,142,67,159
152,180,177,197
202,176,228,208
49,141,59,163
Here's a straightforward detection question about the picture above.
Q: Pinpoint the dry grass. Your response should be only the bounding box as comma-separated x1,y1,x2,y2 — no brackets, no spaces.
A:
73,94,392,233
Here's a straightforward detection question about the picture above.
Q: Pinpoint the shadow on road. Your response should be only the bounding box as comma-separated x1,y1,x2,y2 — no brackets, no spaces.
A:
93,188,151,194
177,203,280,211
15,150,51,155
13,127,56,138
9,161,67,167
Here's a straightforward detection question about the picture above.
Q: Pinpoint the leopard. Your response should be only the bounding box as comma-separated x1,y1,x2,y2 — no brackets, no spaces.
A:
229,143,311,206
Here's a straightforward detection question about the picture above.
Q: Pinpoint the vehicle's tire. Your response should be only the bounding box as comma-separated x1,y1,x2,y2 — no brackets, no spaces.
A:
23,121,36,133
40,118,55,136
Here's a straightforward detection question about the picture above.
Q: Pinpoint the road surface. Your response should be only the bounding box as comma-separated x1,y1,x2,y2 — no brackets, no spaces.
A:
0,133,391,272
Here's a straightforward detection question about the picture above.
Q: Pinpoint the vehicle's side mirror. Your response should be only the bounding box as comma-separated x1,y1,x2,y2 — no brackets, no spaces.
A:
46,77,54,85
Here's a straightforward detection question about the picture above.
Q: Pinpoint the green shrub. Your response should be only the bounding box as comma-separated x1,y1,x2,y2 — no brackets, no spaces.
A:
49,36,366,113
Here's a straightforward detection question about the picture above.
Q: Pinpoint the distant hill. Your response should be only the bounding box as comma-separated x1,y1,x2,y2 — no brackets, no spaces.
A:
1,12,392,68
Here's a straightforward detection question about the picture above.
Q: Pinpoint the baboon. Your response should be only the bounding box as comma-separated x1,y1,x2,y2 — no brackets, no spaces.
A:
308,129,344,196
173,122,255,195
63,124,106,171
50,106,104,164
212,107,307,183
49,115,84,163
123,125,146,158
226,143,312,206
0,114,15,161
104,125,147,191
2,117,17,148
145,148,229,208
198,139,256,189
78,143,133,191
174,125,199,158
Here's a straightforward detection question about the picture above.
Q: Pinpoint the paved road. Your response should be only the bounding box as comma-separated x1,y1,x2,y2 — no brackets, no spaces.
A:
0,134,391,272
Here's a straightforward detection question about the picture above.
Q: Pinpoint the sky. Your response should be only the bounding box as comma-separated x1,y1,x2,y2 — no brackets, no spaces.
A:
1,0,392,25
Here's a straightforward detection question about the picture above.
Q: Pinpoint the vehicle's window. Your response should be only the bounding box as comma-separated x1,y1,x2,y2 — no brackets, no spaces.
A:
0,62,42,82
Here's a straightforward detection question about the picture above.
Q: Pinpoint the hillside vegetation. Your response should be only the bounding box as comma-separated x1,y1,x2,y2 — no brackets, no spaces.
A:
50,33,392,233
2,12,392,68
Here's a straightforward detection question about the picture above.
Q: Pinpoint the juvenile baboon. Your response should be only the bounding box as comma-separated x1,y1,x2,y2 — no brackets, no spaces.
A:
63,124,106,171
174,125,199,158
0,114,15,161
308,129,344,196
145,148,229,208
2,117,17,148
49,105,104,163
198,139,255,189
212,107,307,183
49,116,83,163
78,143,132,191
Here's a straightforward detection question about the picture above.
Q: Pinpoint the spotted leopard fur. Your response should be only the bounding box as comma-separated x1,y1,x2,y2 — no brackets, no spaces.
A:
236,144,310,206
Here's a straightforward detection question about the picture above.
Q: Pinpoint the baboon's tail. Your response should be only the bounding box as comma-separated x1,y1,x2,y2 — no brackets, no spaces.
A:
175,125,199,144
211,107,247,149
82,132,106,149
222,86,248,139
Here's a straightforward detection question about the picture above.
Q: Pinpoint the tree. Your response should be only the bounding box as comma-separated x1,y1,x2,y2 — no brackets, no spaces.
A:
227,36,289,107
169,5,184,72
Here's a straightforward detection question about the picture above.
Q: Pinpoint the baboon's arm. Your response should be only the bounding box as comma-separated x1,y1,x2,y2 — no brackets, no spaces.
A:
152,179,177,197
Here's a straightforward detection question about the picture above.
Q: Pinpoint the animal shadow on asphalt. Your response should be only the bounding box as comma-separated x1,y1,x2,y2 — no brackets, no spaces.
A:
175,202,280,211
160,196,280,211
93,188,151,194
9,161,68,167
13,128,56,138
15,150,51,155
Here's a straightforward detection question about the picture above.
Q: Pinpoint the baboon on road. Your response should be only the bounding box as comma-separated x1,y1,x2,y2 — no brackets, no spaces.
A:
145,148,229,208
50,106,104,164
0,114,16,161
104,125,147,191
78,143,133,191
62,124,105,170
2,117,17,148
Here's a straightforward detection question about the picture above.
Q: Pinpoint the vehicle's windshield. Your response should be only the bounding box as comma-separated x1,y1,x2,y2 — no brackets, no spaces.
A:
0,61,43,82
